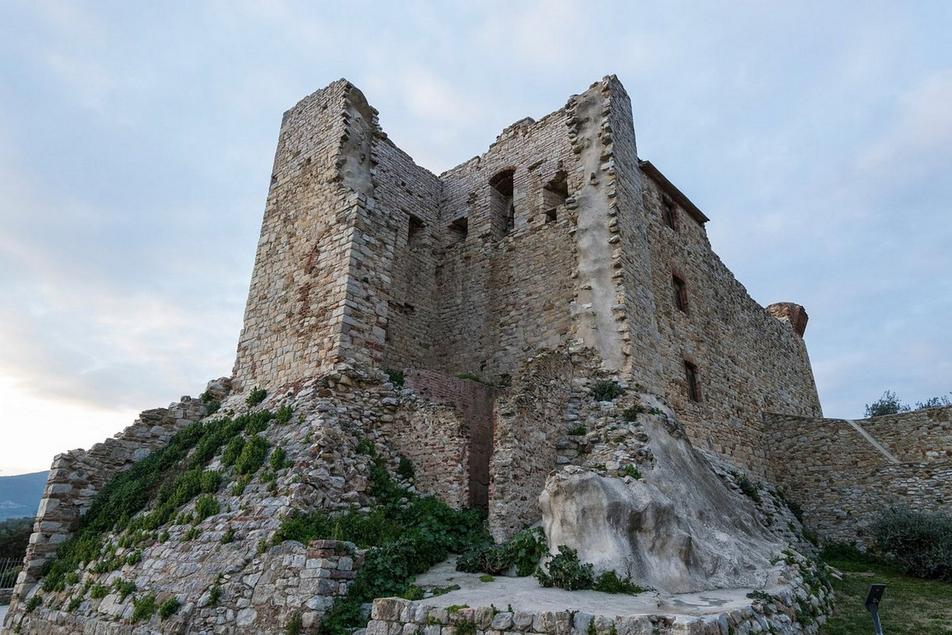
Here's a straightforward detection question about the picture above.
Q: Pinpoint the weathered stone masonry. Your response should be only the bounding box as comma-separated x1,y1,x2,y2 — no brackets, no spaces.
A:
233,75,821,479
766,406,952,545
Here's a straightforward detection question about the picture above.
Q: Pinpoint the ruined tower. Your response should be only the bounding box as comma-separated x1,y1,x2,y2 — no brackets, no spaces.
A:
233,76,821,472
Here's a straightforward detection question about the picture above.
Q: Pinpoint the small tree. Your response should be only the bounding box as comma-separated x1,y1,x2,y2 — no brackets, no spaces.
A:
864,390,910,418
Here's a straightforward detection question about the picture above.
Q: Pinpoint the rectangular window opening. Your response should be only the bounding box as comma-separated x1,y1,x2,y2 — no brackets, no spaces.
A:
407,213,424,247
448,217,468,245
663,197,679,231
545,208,558,223
673,274,689,313
684,361,701,402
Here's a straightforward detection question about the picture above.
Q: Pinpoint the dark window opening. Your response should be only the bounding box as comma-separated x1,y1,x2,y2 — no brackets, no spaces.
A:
448,217,468,244
684,361,701,402
407,213,424,247
490,169,516,234
672,274,689,313
542,170,569,222
662,197,679,230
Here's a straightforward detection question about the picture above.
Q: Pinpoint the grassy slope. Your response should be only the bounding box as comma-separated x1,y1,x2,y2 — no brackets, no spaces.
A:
821,557,952,635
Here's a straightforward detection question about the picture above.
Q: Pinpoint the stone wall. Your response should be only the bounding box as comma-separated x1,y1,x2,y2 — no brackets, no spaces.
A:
488,352,581,541
766,407,952,544
12,396,209,601
641,167,822,474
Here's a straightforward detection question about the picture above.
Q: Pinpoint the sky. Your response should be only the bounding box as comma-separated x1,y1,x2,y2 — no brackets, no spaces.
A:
0,0,950,476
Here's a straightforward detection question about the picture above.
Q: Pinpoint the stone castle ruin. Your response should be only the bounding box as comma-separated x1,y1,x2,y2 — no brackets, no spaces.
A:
5,76,951,634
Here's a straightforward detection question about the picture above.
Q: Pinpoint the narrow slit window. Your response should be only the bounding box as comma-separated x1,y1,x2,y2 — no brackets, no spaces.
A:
542,170,569,222
407,213,424,247
662,197,679,231
489,169,515,235
448,217,468,244
672,274,689,313
684,361,701,402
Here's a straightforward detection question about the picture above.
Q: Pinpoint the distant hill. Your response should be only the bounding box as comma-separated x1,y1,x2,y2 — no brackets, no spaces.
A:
0,471,47,521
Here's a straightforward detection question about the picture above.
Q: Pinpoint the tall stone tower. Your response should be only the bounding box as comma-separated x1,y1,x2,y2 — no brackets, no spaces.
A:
233,75,821,472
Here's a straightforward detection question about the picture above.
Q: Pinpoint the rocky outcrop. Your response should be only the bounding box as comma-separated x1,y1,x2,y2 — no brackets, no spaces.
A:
540,401,785,594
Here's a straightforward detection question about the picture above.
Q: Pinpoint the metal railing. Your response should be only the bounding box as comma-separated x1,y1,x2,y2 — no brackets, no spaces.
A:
0,557,21,589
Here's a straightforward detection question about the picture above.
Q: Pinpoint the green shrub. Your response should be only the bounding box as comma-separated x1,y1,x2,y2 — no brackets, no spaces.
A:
591,381,624,401
113,579,136,601
244,410,274,434
25,594,41,612
208,581,222,606
235,436,269,475
536,546,594,590
285,612,303,635
200,470,221,493
479,574,494,582
270,447,289,471
67,596,81,612
275,404,293,424
132,592,157,622
385,369,405,387
159,597,180,619
221,527,235,544
736,474,761,503
277,462,488,635
592,570,649,594
183,526,201,541
246,386,267,407
221,436,245,467
231,475,251,496
622,405,645,421
874,507,952,581
397,455,415,480
621,464,641,480
567,425,587,436
194,495,220,522
355,437,377,457
125,549,142,565
90,584,109,599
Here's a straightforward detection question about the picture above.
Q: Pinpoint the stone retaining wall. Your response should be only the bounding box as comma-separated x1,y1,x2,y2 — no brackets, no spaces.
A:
12,395,210,602
766,407,952,544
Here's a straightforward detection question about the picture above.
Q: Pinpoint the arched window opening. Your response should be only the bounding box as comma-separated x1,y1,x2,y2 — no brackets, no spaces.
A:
489,169,515,235
543,170,569,222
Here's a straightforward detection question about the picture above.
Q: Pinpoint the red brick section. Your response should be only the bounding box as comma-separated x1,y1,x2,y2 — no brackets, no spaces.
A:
766,302,809,337
405,369,495,511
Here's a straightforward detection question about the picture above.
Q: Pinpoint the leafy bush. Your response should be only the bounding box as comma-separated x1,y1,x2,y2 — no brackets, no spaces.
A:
874,507,952,581
25,594,41,612
275,404,293,424
592,570,649,594
90,584,109,599
270,446,289,471
200,470,221,493
113,578,136,601
590,380,624,402
622,405,645,421
621,464,641,480
208,580,222,606
397,455,415,480
567,425,587,436
355,437,377,456
194,495,220,522
536,546,593,590
221,437,245,467
221,527,235,544
736,474,761,503
235,436,269,475
132,592,157,622
276,459,488,635
535,546,646,594
865,390,910,417
385,369,405,387
285,612,303,635
246,386,267,407
159,597,180,619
